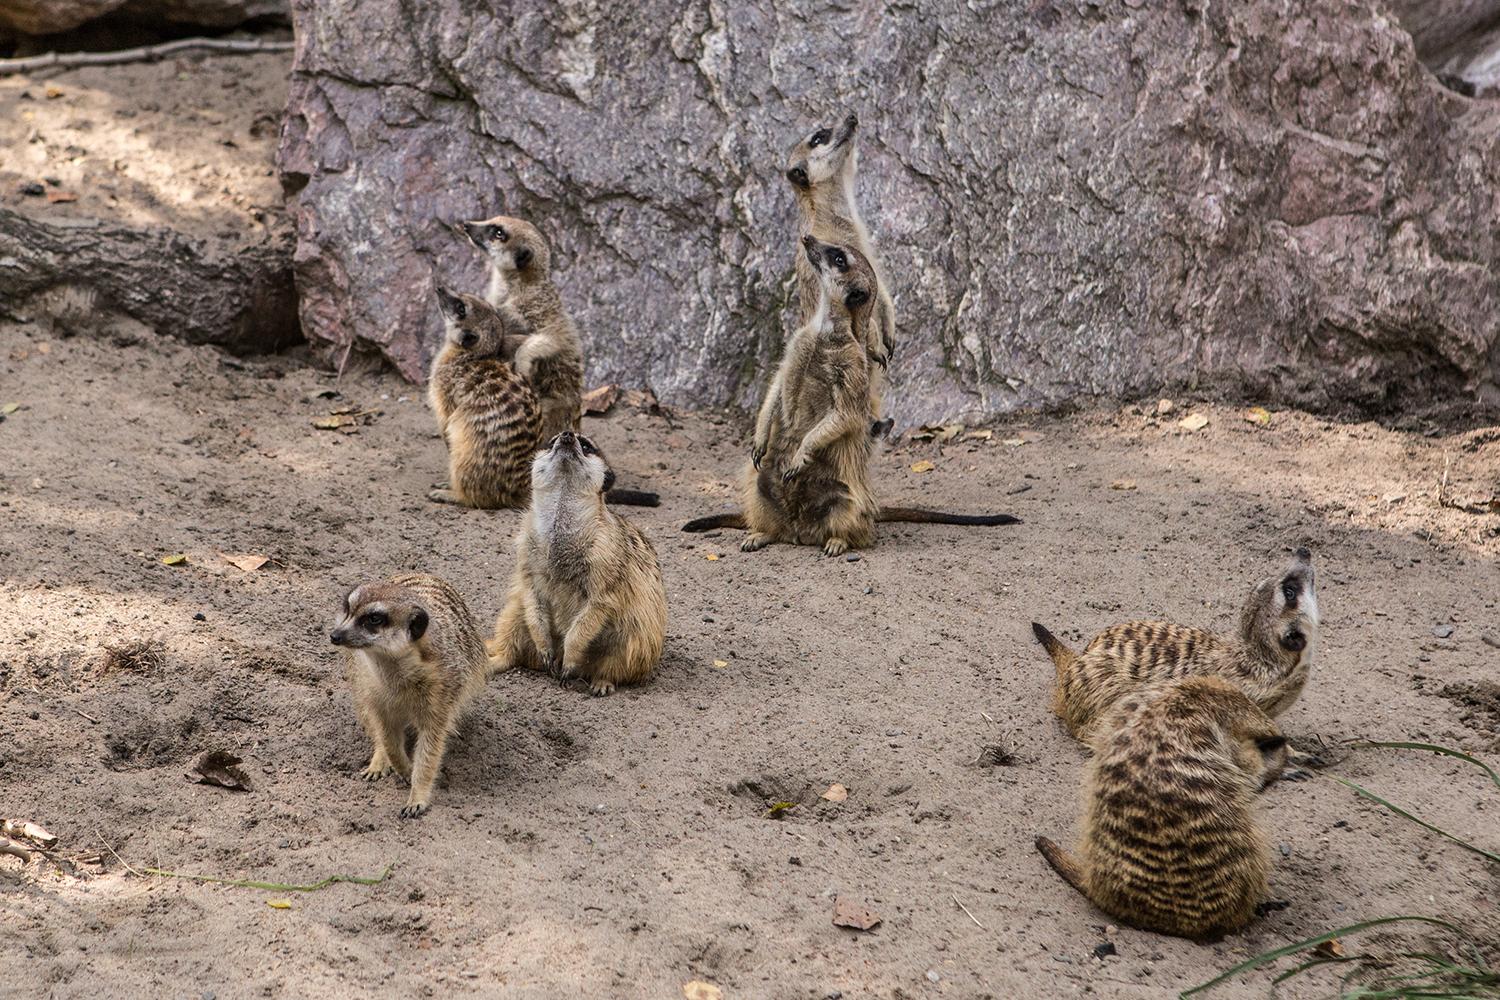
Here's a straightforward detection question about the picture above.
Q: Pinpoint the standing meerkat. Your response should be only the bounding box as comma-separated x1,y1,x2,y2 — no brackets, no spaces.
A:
459,215,584,441
682,237,1018,555
330,574,490,818
1035,676,1289,941
428,286,541,509
1032,548,1319,742
488,431,667,696
785,112,896,418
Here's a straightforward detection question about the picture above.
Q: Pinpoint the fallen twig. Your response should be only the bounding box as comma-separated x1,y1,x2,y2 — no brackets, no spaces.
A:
96,829,147,879
0,38,293,77
72,708,100,725
141,864,394,892
1,838,33,862
2,819,56,847
953,894,986,930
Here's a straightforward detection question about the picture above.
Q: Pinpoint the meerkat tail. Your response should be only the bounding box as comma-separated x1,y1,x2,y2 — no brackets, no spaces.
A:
1031,622,1076,677
1035,836,1088,896
682,512,747,532
604,488,661,508
876,507,1020,526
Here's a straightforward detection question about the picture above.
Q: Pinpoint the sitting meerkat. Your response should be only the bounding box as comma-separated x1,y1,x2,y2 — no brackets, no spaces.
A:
1032,548,1319,742
428,286,541,509
487,431,667,696
785,112,896,419
1036,676,1289,941
459,214,584,441
330,574,490,818
681,237,1018,555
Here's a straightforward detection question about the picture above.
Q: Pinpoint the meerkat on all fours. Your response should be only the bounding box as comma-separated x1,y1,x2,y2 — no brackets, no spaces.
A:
330,574,491,818
1036,676,1290,941
681,237,1018,556
487,431,667,696
1032,548,1320,743
458,214,584,441
428,286,541,509
785,111,896,417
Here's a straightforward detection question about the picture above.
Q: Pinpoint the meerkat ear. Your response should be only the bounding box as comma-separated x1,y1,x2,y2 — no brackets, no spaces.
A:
1256,735,1287,754
435,287,466,320
845,287,870,308
514,247,534,270
602,468,616,494
408,608,429,641
342,586,357,614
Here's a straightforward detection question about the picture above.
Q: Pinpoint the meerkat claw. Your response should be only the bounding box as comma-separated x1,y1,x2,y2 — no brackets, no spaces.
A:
399,801,428,819
590,680,615,697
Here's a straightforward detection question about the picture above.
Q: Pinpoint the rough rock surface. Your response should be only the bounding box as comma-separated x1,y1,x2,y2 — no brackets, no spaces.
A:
279,0,1500,425
0,0,284,36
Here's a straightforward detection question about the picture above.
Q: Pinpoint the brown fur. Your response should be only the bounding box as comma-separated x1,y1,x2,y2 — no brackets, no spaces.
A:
428,287,542,509
785,112,896,418
1034,548,1319,742
330,573,490,818
741,236,879,557
1036,676,1288,941
460,215,584,440
488,432,667,696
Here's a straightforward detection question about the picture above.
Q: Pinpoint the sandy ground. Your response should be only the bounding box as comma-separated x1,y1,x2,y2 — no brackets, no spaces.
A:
1,322,1497,999
3,34,1499,1000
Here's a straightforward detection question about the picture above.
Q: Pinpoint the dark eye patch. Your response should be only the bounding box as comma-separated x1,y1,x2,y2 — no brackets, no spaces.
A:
810,128,831,147
1281,579,1299,605
579,437,598,456
488,225,506,242
360,612,388,629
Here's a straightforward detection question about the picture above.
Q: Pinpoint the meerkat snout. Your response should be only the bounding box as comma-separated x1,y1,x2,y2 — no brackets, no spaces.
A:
461,220,506,247
787,165,810,188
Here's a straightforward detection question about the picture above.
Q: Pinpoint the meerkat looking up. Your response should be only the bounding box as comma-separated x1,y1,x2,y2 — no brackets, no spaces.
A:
428,286,541,509
1036,676,1289,941
330,574,490,818
487,431,667,696
1032,548,1319,742
459,215,585,441
785,112,896,418
682,237,1018,555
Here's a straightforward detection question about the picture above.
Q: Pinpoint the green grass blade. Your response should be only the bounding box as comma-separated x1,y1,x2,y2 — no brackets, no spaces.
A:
1352,742,1500,790
1336,777,1500,865
1179,915,1468,997
141,864,393,892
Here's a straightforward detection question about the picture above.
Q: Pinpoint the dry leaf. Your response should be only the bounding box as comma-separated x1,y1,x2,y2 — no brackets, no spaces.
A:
186,749,253,792
1,402,19,415
581,384,619,415
45,85,63,99
711,659,728,669
1110,480,1137,491
1178,413,1210,432
682,983,722,1000
1381,492,1406,505
1156,398,1175,415
45,190,77,204
312,414,355,431
821,783,848,803
964,429,993,441
161,553,187,566
221,553,269,572
832,896,882,931
35,342,50,354
1244,406,1271,426
1001,437,1027,447
705,553,720,561
909,460,935,474
1313,938,1345,959
267,899,293,910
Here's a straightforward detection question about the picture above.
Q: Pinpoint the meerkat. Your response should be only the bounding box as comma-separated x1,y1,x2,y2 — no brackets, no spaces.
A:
459,215,584,440
681,237,1018,556
1036,676,1289,941
1032,548,1319,743
330,574,490,818
487,431,667,696
428,286,541,509
785,112,896,418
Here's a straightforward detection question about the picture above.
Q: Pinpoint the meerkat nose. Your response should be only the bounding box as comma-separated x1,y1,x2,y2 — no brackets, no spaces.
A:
845,112,858,130
330,630,348,646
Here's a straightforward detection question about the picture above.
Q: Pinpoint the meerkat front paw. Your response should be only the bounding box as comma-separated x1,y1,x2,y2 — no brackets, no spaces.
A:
741,532,771,552
589,679,616,697
399,800,428,819
427,487,463,506
361,756,393,781
751,443,766,469
823,537,849,557
781,456,807,483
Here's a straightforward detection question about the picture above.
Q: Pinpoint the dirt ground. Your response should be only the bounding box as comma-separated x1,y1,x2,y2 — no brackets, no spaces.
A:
3,39,1499,1000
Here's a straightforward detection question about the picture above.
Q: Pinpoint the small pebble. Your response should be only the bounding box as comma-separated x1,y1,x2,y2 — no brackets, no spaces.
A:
193,612,206,621
863,585,873,595
845,553,860,562
925,970,940,983
1482,633,1500,650
20,182,43,196
1279,843,1291,857
1432,624,1455,638
1093,941,1117,959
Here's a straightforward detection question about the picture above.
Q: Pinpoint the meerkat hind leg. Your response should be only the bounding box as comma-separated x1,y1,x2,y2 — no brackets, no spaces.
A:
741,532,773,552
427,487,466,506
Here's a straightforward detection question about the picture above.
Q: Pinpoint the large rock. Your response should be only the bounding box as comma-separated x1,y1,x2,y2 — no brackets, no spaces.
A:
0,0,284,36
278,0,1500,425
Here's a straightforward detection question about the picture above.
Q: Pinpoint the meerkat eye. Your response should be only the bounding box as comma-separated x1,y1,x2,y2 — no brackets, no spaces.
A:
833,252,847,270
488,226,505,242
579,438,598,456
360,612,388,629
810,128,831,147
1281,581,1299,605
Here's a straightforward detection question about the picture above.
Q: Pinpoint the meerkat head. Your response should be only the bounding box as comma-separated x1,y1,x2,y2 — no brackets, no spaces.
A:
531,430,616,497
330,582,430,652
802,235,875,321
785,111,859,190
1239,547,1319,668
1173,677,1289,791
459,214,551,279
434,286,508,354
